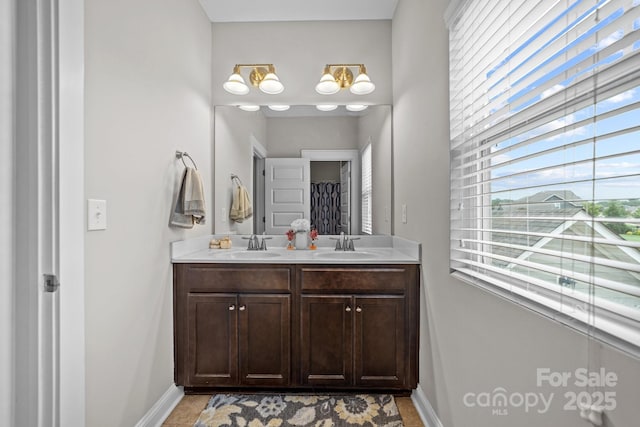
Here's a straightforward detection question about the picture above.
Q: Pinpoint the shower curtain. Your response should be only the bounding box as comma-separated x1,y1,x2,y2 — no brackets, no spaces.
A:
310,182,341,235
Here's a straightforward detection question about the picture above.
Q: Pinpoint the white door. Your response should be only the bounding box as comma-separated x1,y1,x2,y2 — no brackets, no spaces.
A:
340,162,351,234
265,158,311,234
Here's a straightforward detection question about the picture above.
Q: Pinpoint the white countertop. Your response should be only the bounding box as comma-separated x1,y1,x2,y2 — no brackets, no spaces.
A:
171,235,421,264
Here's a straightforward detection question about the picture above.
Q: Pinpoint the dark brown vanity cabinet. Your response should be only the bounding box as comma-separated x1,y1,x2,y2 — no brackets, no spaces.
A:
174,264,291,388
174,262,418,392
299,266,417,390
301,295,406,388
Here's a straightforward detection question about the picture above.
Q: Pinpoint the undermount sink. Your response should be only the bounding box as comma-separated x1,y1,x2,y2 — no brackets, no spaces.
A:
230,251,281,259
313,251,380,260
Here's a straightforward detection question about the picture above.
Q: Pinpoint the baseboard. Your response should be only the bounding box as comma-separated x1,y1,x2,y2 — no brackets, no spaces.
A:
411,385,444,427
135,384,184,427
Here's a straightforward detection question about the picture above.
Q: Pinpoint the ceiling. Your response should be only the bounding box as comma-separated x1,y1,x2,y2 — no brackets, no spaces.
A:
198,0,398,23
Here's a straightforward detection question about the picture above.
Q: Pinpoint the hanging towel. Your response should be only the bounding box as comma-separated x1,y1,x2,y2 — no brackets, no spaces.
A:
183,167,206,224
170,167,206,228
229,184,253,223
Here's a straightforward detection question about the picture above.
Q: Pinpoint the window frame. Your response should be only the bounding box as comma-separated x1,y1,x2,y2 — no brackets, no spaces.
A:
447,0,640,356
361,143,373,235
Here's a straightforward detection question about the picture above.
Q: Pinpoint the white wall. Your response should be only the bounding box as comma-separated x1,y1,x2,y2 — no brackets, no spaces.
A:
84,0,212,425
358,107,392,235
211,20,391,105
392,1,640,426
214,106,266,234
266,116,358,157
0,1,15,425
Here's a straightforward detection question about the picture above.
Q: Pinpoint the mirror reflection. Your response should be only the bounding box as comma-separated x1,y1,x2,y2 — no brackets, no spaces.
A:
214,105,392,236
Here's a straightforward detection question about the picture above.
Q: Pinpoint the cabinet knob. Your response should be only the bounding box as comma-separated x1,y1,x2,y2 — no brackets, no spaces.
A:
239,305,246,311
228,305,235,311
345,306,352,312
356,307,362,313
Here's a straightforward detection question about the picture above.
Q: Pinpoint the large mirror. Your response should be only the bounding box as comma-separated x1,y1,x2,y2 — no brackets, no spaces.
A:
213,105,392,236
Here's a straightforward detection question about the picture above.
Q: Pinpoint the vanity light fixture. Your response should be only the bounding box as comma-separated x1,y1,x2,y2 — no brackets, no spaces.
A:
268,104,290,111
316,104,339,112
346,104,368,112
315,64,375,95
238,105,260,112
223,64,284,95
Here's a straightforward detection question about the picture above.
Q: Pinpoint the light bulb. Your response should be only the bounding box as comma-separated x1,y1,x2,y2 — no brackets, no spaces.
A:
238,105,260,112
346,104,368,112
259,73,284,94
315,73,340,95
350,72,375,95
268,105,290,111
223,73,250,95
316,104,338,111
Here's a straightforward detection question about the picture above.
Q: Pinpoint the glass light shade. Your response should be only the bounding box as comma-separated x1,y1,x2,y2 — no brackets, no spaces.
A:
350,73,375,95
223,73,250,95
268,104,290,111
238,105,260,112
259,73,284,94
316,104,338,111
346,104,368,112
315,73,340,95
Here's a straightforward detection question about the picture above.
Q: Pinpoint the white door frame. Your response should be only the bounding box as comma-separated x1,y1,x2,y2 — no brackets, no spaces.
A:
12,0,86,426
58,0,86,425
252,141,267,235
301,149,360,235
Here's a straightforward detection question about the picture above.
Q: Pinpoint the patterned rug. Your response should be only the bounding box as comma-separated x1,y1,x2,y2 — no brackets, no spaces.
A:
193,393,404,427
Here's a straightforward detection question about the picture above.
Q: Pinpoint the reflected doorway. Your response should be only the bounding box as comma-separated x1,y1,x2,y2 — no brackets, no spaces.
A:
309,161,351,235
252,151,265,235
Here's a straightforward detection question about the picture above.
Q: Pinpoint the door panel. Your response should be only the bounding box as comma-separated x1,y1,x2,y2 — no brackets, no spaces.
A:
265,158,310,234
239,294,290,386
300,295,352,386
187,294,238,385
354,296,405,387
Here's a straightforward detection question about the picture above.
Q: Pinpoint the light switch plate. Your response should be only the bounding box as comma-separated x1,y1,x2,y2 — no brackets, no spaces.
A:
87,199,107,231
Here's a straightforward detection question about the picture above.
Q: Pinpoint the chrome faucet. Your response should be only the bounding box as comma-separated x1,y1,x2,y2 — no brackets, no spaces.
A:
259,232,272,250
245,234,259,250
244,233,271,250
331,232,359,251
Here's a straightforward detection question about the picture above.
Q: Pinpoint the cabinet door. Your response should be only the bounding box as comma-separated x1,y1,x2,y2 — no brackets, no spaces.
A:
300,295,353,386
354,296,406,388
238,294,290,386
186,294,238,386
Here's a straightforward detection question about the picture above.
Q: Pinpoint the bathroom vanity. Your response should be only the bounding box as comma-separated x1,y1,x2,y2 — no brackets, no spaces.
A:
171,236,420,393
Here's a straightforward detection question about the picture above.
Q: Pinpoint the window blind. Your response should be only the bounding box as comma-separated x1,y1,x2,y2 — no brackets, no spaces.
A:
362,144,373,234
449,0,640,353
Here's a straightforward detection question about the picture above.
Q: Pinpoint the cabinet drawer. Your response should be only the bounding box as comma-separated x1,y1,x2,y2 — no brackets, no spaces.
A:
299,266,408,292
176,264,291,292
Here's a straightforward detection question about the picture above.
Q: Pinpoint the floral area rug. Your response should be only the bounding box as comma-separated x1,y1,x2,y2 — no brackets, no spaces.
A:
193,393,404,427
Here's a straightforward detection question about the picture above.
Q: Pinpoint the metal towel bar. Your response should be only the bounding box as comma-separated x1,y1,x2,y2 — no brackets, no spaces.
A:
175,151,198,170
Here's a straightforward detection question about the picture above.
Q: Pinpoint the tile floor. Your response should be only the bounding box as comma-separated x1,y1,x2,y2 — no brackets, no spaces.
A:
162,394,424,427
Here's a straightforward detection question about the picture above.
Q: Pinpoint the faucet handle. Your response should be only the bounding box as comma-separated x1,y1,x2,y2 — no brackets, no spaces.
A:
329,236,343,250
243,234,258,250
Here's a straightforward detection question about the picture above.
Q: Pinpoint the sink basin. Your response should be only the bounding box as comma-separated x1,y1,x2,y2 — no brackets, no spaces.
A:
313,251,380,260
230,251,281,259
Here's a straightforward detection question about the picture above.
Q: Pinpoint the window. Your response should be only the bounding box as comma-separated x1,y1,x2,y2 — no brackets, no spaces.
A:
361,144,372,234
448,0,640,353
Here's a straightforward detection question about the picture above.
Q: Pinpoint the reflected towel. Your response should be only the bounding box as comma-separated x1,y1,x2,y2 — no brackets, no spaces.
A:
170,167,206,228
230,184,252,223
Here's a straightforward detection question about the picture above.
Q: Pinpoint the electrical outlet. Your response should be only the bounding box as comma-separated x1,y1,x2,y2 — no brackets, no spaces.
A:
401,204,407,224
384,206,390,222
87,199,107,231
